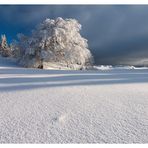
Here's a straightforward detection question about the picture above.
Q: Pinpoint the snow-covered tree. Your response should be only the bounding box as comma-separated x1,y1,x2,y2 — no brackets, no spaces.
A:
15,17,94,69
0,35,12,57
10,34,29,59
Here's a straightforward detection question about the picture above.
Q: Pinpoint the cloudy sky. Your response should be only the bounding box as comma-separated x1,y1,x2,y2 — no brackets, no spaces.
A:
0,5,148,66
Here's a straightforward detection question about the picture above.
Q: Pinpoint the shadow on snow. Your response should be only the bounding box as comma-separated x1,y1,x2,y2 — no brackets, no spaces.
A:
0,67,148,92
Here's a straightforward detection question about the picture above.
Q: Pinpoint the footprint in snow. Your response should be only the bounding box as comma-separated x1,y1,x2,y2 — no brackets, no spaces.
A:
51,113,68,125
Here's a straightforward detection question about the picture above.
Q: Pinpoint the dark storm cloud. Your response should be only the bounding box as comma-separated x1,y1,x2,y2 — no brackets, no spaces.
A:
0,5,148,65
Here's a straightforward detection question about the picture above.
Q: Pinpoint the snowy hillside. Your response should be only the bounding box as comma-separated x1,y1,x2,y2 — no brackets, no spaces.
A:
0,57,148,143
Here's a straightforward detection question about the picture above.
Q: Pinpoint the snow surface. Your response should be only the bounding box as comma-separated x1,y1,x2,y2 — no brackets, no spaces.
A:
0,57,148,143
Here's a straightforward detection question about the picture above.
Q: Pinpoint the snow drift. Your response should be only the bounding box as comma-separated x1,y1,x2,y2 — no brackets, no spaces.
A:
0,57,148,143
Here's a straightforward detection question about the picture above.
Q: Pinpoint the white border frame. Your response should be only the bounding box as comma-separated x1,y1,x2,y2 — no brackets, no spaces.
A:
0,0,148,4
